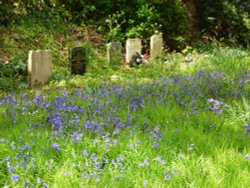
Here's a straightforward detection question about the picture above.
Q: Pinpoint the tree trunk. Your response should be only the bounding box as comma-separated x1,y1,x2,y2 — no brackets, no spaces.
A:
182,0,200,38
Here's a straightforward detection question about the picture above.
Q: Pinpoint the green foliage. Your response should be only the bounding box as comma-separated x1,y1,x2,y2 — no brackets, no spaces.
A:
1,0,249,48
197,0,250,47
104,11,126,42
125,4,160,39
0,55,250,186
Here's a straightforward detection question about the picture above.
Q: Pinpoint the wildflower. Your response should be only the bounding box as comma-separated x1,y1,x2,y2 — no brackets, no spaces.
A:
6,156,10,161
83,150,89,157
65,171,70,176
51,143,60,151
20,143,29,151
72,132,83,143
91,153,97,161
81,173,85,179
153,126,160,133
96,162,102,168
84,120,92,129
139,156,149,167
104,158,109,164
117,155,123,163
10,174,20,184
111,159,116,165
37,177,42,184
43,183,49,188
164,174,171,181
143,180,148,186
112,128,120,135
244,125,250,134
189,144,194,151
178,153,184,158
9,166,16,173
10,142,16,150
112,139,118,145
245,154,249,160
153,142,159,149
207,98,227,114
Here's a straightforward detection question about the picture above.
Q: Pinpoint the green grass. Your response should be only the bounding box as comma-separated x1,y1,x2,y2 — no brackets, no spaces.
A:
0,49,250,187
0,18,250,187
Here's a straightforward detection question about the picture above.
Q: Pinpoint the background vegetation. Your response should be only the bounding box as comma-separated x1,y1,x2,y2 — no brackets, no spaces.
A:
0,1,249,187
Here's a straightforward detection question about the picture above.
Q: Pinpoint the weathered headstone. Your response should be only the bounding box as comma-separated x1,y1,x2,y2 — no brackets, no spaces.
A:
107,42,123,67
126,38,142,64
28,50,52,87
70,46,86,75
150,34,163,60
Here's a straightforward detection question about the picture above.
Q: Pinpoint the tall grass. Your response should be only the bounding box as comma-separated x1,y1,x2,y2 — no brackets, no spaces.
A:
0,49,250,187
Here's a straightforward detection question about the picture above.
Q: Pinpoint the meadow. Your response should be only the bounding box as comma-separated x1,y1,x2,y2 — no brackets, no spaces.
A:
0,48,250,187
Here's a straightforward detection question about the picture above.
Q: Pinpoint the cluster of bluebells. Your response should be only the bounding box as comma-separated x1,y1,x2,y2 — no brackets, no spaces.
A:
150,126,162,149
0,70,249,186
206,98,228,114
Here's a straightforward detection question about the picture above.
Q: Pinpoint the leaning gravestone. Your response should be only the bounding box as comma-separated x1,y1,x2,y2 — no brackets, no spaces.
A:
28,50,52,87
107,42,122,67
126,38,142,64
150,34,163,61
70,46,86,75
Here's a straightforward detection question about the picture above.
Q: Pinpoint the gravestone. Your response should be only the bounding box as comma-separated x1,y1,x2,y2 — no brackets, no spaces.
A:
126,38,142,64
150,34,163,60
107,42,122,67
70,46,86,75
28,50,52,87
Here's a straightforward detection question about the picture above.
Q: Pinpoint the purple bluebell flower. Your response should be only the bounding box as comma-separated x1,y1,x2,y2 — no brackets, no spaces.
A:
9,166,16,173
93,139,98,144
117,155,123,163
65,171,70,176
72,132,83,144
51,143,60,151
153,142,159,149
84,120,92,129
11,142,16,150
207,98,227,114
164,174,171,181
96,162,102,168
112,139,118,145
153,126,160,133
6,156,10,161
10,174,20,184
244,125,250,134
139,156,149,167
154,156,166,165
83,150,89,157
245,154,249,160
20,143,29,151
91,153,97,161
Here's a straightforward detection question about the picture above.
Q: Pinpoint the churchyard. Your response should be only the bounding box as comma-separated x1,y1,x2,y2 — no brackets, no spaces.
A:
0,29,250,187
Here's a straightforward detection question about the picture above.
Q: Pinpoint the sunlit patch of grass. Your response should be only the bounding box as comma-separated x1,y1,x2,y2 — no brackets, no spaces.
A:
0,49,249,187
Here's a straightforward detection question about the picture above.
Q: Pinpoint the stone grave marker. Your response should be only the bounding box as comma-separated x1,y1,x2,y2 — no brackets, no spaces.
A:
150,34,163,61
126,38,142,64
28,50,52,87
107,42,122,67
70,46,86,75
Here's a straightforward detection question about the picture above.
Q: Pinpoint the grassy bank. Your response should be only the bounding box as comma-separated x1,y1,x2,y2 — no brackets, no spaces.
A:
0,48,249,187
